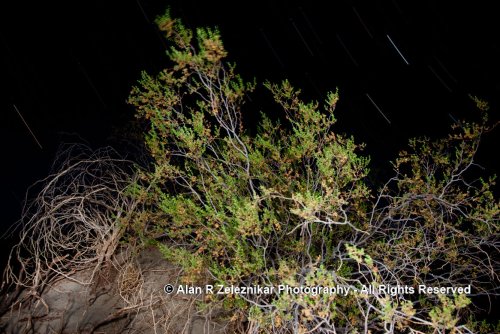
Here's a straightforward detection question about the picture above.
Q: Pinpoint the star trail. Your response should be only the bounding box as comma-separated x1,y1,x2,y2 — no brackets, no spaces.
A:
1,0,499,265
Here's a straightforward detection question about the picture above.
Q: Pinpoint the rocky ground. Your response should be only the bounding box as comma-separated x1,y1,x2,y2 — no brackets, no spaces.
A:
0,247,231,334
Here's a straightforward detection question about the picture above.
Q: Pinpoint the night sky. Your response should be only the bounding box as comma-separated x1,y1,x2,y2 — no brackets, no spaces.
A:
1,1,499,255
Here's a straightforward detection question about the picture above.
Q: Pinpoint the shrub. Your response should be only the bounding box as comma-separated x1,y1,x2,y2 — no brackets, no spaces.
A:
128,10,499,333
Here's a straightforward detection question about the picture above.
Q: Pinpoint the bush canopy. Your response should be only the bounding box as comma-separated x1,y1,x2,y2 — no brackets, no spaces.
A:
125,10,500,333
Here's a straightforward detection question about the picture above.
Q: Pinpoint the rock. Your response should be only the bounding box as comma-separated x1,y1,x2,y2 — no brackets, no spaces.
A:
0,247,230,334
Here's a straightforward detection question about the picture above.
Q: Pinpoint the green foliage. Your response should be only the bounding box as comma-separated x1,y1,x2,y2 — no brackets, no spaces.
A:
429,294,471,330
127,11,499,333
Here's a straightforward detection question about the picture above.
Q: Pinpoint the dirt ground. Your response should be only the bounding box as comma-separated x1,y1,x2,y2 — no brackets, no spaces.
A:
0,247,231,334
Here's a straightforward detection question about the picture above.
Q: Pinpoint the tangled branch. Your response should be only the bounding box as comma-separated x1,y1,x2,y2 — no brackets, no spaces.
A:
2,145,139,301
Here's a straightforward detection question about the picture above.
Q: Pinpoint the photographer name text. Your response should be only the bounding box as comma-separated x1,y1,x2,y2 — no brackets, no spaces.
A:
164,284,471,296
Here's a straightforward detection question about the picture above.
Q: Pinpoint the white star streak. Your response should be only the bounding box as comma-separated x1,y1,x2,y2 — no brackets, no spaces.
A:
365,94,391,124
386,34,409,65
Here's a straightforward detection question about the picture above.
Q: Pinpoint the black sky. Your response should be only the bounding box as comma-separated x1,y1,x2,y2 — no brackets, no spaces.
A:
1,0,499,243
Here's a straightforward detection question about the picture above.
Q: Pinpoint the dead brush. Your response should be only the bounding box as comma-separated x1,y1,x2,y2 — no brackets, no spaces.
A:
117,260,143,305
1,145,140,310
